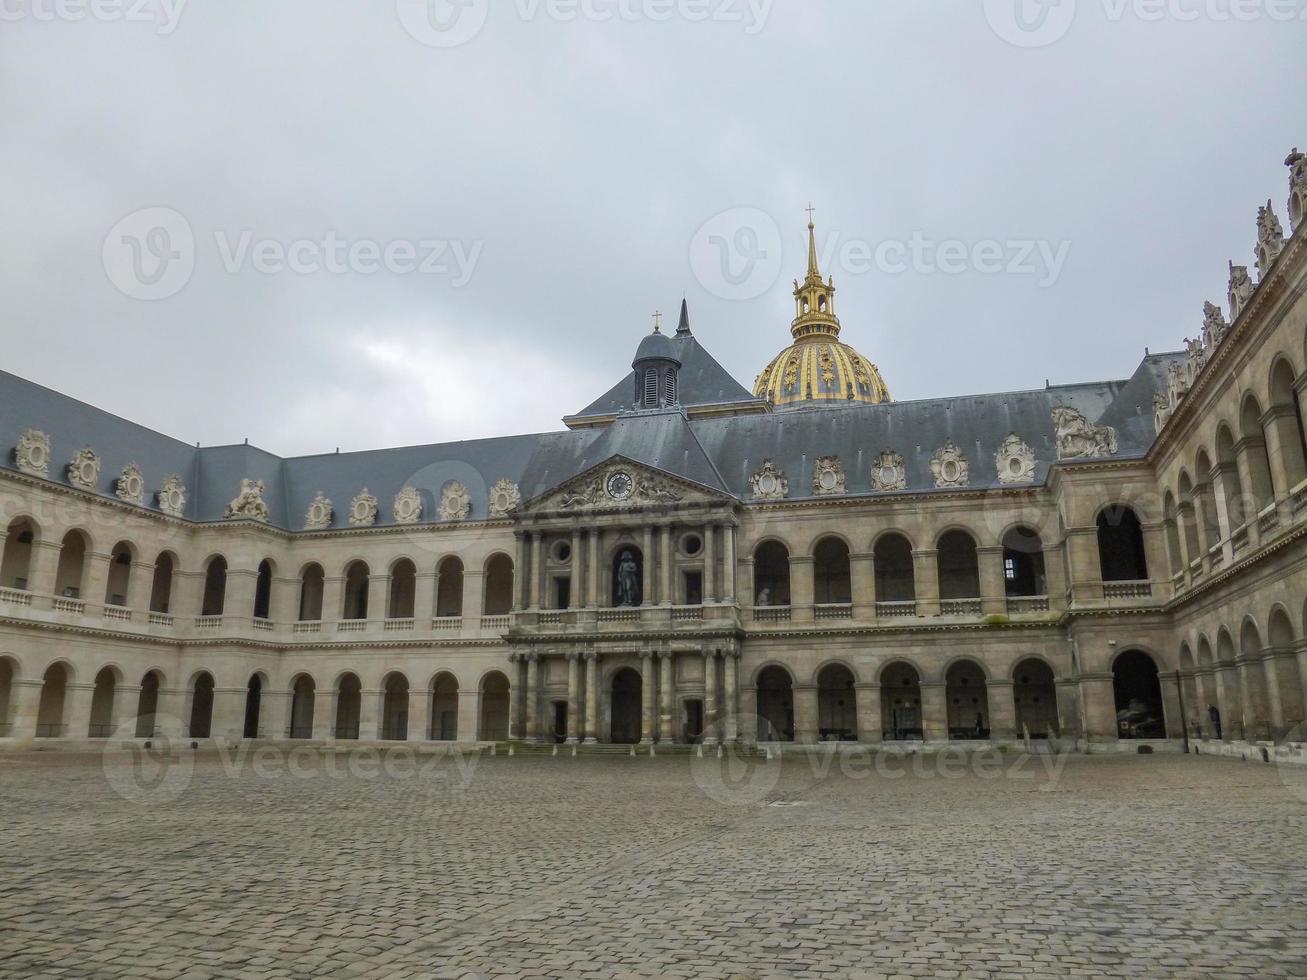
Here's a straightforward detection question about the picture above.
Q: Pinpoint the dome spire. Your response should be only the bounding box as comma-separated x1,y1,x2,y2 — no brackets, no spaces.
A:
791,208,840,342
805,203,821,281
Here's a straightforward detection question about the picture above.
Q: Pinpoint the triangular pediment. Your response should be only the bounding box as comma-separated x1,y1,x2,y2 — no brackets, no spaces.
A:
526,455,733,514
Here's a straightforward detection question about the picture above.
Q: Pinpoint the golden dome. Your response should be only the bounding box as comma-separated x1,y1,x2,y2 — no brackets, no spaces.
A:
752,216,892,408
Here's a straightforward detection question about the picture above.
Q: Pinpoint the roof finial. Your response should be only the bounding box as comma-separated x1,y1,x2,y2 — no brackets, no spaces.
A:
652,309,662,333
805,204,820,280
675,298,691,337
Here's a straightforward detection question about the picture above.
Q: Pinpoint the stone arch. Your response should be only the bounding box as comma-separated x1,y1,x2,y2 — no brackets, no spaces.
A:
288,673,316,739
88,664,122,737
1177,641,1201,731
388,557,417,619
36,661,72,738
150,550,177,614
1240,616,1272,738
945,658,990,738
609,666,643,743
478,670,510,741
0,517,39,592
437,555,465,617
243,671,266,738
0,654,17,736
253,558,275,620
1001,525,1046,597
816,661,857,740
937,529,980,600
298,562,325,621
1176,470,1203,563
482,553,513,616
1012,656,1059,737
430,670,459,741
1239,392,1275,510
752,540,791,607
880,660,923,741
104,541,136,607
334,672,362,740
755,663,794,742
1192,449,1222,546
54,529,91,600
342,560,370,620
811,535,851,605
188,670,216,738
381,671,410,740
1267,604,1303,727
1112,649,1164,739
201,555,228,617
873,532,915,603
1215,423,1246,529
135,669,164,738
1267,356,1307,492
1162,491,1184,577
1096,504,1148,582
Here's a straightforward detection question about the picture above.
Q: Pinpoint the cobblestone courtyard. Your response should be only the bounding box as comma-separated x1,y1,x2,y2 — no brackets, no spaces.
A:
2,747,1307,979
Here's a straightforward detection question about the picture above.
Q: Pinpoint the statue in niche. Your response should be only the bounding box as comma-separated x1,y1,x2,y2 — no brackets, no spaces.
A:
615,550,641,607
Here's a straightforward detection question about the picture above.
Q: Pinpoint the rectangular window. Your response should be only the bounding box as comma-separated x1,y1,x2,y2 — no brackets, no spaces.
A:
555,576,571,610
683,571,703,606
1004,558,1016,581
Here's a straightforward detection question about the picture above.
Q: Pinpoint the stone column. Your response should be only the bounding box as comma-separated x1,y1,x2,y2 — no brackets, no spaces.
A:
1160,672,1185,739
1079,673,1118,741
260,689,289,741
457,690,480,742
703,524,716,603
977,546,1006,616
850,552,876,620
506,655,524,740
313,689,335,741
658,651,674,742
407,687,431,742
643,526,655,605
529,534,543,610
64,682,96,739
27,540,61,602
659,525,673,606
721,523,736,603
987,679,1017,739
912,550,940,616
702,649,719,745
919,681,947,741
739,557,755,610
1065,527,1105,603
640,651,655,743
8,679,42,740
1043,544,1069,610
212,687,248,741
513,532,529,610
358,687,381,741
525,653,541,742
112,684,141,739
790,555,814,622
722,650,740,742
854,683,882,742
82,552,112,612
589,529,603,608
793,683,818,744
566,653,581,743
321,575,345,624
414,568,437,624
1054,678,1081,739
584,652,600,743
571,529,585,609
1262,651,1286,737
224,565,258,623
463,571,485,628
127,561,154,617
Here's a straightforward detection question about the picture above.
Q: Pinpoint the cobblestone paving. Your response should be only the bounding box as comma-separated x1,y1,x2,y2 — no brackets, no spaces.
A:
2,745,1307,979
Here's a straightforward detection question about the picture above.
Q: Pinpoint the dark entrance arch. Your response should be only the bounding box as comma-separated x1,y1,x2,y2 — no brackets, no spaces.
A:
243,675,262,738
189,673,214,738
755,665,794,741
610,668,642,743
1113,650,1165,738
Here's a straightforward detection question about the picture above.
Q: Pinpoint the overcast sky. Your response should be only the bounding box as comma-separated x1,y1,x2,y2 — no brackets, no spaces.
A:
1,1,1302,457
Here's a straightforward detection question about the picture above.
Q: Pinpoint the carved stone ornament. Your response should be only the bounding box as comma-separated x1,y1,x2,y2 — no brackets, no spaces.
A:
1153,393,1172,436
225,478,270,523
439,482,472,521
1255,198,1285,277
1052,406,1118,460
14,429,50,478
812,456,846,496
750,459,789,500
929,441,970,489
870,450,906,492
116,463,145,505
1228,262,1254,321
67,448,100,490
393,486,423,524
1201,301,1229,349
157,474,187,517
488,479,522,518
349,489,379,527
635,478,683,505
559,469,685,510
1288,147,1306,232
994,434,1035,485
304,491,333,531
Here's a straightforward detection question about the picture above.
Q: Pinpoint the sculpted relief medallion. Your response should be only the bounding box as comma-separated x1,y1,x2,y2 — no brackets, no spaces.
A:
930,441,969,489
994,434,1036,485
393,486,423,524
750,459,788,500
305,492,334,531
488,479,521,518
350,489,379,527
870,450,906,492
812,456,845,496
157,475,187,517
68,447,100,491
439,482,472,521
15,429,51,478
116,463,146,505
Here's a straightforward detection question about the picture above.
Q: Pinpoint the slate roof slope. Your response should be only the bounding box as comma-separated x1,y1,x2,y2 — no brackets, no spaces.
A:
1096,351,1186,450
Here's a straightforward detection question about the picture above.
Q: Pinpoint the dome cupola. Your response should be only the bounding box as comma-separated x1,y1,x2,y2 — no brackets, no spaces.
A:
631,309,682,409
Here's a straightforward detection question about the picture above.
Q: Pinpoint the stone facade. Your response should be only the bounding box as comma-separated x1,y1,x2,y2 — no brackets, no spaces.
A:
1,150,1306,753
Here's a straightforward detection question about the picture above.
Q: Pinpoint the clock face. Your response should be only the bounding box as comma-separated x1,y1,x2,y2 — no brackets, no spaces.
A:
606,471,634,500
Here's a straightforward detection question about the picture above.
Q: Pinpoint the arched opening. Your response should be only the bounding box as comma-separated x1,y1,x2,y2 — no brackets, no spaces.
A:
1193,450,1222,547
753,541,791,606
298,563,324,621
1240,394,1275,511
1178,643,1200,733
1162,492,1184,576
1112,651,1164,739
946,660,989,739
611,547,644,607
431,672,459,740
135,671,161,738
253,559,273,620
381,673,409,740
105,543,133,607
388,558,416,619
1177,472,1202,564
243,674,262,738
1240,619,1271,740
88,666,118,737
816,663,856,740
188,672,215,738
334,674,362,740
0,518,36,590
881,662,923,741
937,530,980,600
37,663,69,737
478,671,510,741
755,665,793,741
1096,505,1148,582
1012,658,1058,737
289,674,315,739
1268,607,1303,726
0,657,14,735
54,531,88,599
874,533,915,602
610,667,642,743
1002,526,1046,597
1216,628,1243,738
437,556,465,617
201,556,227,617
1269,358,1307,491
812,537,851,605
483,554,513,616
342,561,370,620
149,552,175,614
1215,424,1247,530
